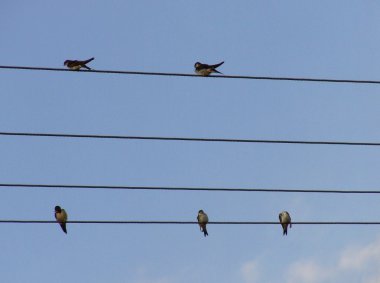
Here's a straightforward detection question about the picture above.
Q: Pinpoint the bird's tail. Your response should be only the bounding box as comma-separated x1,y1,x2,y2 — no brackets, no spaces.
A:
211,61,224,68
60,223,67,234
203,226,208,237
282,223,287,236
83,57,95,64
82,65,92,70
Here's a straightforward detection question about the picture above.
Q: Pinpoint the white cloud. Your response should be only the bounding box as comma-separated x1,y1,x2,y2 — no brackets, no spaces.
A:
282,236,380,283
366,275,380,283
337,237,380,283
240,260,260,283
286,260,331,283
240,240,380,283
338,237,380,270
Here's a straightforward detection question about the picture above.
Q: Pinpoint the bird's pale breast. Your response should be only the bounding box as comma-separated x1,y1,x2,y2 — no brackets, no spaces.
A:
198,214,208,223
56,211,67,222
196,69,212,76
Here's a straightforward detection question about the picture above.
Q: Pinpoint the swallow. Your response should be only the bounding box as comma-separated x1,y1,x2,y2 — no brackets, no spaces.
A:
279,211,292,236
197,210,209,237
55,205,68,234
194,61,224,76
64,57,94,70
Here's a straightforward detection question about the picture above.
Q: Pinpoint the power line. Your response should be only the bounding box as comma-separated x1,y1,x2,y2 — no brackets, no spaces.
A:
0,131,379,147
1,183,380,194
1,220,380,225
1,65,380,85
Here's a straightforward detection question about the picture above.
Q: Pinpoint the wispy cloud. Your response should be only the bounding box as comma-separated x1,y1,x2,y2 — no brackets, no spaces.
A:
338,237,380,270
240,236,380,283
337,237,380,283
240,260,260,283
283,236,380,283
285,260,331,283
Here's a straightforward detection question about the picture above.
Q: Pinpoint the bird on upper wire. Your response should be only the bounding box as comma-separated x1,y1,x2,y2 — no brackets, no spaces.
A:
279,211,292,236
194,61,224,76
197,209,209,237
55,205,68,234
64,57,94,70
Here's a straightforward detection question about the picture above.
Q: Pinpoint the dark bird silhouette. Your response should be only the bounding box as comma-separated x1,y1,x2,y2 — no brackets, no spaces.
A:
279,211,292,235
64,57,94,70
197,210,209,237
55,205,68,234
194,61,224,76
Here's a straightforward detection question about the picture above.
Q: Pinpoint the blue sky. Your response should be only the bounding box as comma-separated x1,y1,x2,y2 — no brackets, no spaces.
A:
1,1,380,283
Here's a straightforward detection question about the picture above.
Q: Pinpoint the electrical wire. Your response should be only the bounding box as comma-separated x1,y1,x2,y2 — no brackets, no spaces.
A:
1,183,380,194
1,220,380,225
1,65,380,84
0,131,379,147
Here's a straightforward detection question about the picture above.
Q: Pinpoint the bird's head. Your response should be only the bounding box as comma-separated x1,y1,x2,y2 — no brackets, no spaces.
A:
194,62,201,68
198,209,204,214
55,206,62,213
63,60,69,66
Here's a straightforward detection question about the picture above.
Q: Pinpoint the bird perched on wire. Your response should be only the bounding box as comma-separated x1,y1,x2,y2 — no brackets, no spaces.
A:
55,205,68,234
279,211,292,235
194,61,224,76
197,210,209,237
64,57,94,70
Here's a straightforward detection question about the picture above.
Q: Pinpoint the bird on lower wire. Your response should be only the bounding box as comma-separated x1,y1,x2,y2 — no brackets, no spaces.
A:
197,209,209,237
194,61,224,76
64,57,94,70
279,211,292,236
55,205,68,234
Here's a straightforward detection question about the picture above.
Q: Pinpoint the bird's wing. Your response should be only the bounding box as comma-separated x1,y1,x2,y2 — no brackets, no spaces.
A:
62,210,68,221
212,69,223,74
196,63,210,70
